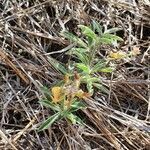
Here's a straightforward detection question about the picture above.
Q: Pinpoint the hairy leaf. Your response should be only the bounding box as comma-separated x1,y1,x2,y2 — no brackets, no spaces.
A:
61,31,87,48
78,25,97,40
76,63,91,74
104,28,122,34
102,33,123,42
92,61,107,73
66,113,83,124
69,101,85,112
91,20,102,35
99,67,114,73
39,99,60,111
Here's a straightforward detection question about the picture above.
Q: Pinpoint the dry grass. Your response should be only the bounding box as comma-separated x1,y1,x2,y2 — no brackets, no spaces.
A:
0,0,149,149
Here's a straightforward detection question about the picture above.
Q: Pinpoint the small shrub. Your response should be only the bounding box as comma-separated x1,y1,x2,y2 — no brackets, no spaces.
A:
38,21,135,130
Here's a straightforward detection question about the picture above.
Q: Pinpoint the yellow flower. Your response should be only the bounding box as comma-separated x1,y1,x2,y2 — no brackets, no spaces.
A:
51,73,90,106
51,86,63,103
109,51,127,60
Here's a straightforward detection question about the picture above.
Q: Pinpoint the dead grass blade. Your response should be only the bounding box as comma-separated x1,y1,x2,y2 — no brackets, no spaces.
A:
0,50,29,84
0,129,18,150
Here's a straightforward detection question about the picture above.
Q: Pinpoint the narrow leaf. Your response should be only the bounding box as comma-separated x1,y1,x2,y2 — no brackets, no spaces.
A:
73,52,89,65
67,113,77,124
40,86,51,99
61,31,87,48
70,101,85,112
39,99,60,111
92,61,107,73
66,113,83,124
76,63,91,74
102,33,123,42
78,25,97,40
104,27,122,34
38,112,60,131
48,57,67,74
82,76,100,83
93,83,109,94
99,67,114,73
72,48,89,53
98,37,113,44
91,20,102,35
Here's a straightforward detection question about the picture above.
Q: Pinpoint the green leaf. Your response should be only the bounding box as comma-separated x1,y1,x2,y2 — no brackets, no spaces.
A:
102,33,123,42
93,83,109,94
81,75,101,94
92,61,107,73
82,75,100,83
78,25,97,40
87,81,94,94
66,113,83,124
99,67,114,73
104,27,122,34
39,99,60,112
70,101,85,112
38,112,60,131
67,61,75,73
40,86,51,99
98,37,113,44
48,57,67,74
91,20,102,35
81,76,94,94
76,63,91,74
66,113,77,124
98,33,123,45
71,48,89,53
73,52,89,65
61,31,87,48
67,48,89,64
53,62,67,74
